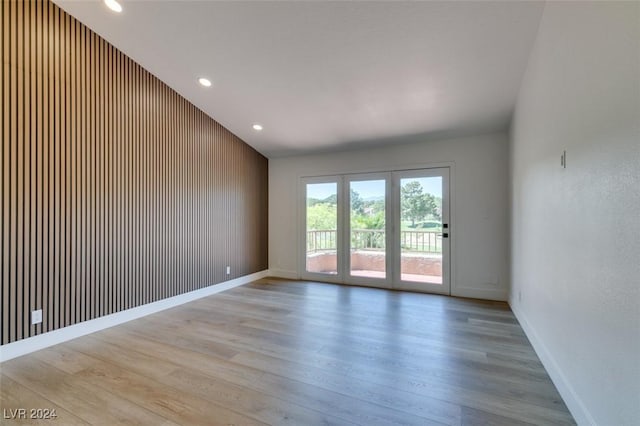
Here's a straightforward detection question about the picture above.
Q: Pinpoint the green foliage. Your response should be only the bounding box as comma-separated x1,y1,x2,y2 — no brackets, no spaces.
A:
323,193,337,205
351,210,385,230
350,189,365,215
306,203,337,230
307,193,337,207
309,188,446,233
351,208,386,248
306,186,444,253
370,199,384,213
401,181,439,226
351,189,385,230
350,189,385,250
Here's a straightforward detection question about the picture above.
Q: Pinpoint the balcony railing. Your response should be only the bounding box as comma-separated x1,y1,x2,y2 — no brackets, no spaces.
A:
307,229,442,254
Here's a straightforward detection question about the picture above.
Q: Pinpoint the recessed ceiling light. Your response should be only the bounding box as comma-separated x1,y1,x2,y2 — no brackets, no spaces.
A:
198,77,212,87
253,124,263,131
104,0,122,13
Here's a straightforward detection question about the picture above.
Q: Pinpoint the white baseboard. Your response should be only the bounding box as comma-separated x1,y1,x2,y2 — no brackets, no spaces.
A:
452,286,508,301
267,269,299,280
0,270,269,363
509,301,595,426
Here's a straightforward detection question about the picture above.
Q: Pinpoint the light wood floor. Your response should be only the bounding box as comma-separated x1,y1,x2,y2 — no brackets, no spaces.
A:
0,278,575,425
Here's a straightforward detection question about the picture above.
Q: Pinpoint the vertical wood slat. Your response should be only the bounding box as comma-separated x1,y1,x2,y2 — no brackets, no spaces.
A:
16,0,24,342
0,0,268,346
29,0,37,338
1,0,8,344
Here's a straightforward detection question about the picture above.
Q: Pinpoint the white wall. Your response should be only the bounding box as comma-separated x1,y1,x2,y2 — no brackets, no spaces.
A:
509,2,640,425
269,132,510,300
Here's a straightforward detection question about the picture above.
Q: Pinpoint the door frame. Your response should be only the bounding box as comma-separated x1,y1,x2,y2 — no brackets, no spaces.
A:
392,168,450,295
298,163,454,296
344,172,392,289
299,175,344,284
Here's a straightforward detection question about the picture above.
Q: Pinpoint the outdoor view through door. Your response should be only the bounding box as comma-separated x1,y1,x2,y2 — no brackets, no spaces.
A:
306,182,338,275
302,168,449,294
350,179,386,279
399,176,443,285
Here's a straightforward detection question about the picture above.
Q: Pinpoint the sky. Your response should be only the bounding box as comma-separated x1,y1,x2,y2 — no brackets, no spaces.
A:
307,177,442,200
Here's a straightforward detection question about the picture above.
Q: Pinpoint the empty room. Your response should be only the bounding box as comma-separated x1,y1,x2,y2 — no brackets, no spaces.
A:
1,0,638,425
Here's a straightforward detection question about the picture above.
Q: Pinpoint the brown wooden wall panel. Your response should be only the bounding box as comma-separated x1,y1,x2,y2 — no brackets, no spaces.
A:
0,0,269,345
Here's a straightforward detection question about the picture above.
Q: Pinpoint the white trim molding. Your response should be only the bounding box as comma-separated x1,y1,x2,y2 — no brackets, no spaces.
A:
510,302,596,426
268,269,299,280
0,270,269,363
453,286,508,302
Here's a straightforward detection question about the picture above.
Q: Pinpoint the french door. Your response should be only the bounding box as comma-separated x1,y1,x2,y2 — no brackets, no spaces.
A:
301,168,450,294
393,169,449,293
346,173,392,288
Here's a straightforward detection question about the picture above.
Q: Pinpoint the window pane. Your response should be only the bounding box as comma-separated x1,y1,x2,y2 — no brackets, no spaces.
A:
350,180,386,279
400,177,443,284
306,183,338,274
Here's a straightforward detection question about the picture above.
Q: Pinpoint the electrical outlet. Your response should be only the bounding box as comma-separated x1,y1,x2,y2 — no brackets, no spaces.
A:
32,309,42,325
226,266,231,275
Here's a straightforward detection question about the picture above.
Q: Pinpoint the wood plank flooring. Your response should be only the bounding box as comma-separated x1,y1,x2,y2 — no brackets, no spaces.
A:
0,278,575,425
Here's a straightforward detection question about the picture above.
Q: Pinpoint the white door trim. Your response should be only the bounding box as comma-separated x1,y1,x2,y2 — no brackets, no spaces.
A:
344,172,392,288
299,176,344,283
298,164,454,296
392,168,450,295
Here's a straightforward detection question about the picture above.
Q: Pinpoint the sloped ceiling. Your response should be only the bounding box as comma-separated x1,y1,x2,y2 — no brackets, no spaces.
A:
54,0,545,157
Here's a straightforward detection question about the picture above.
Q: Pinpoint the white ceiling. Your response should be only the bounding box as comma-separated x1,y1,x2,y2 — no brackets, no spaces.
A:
54,0,545,158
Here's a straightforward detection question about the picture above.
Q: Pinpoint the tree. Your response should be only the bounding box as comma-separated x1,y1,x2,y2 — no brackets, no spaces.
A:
401,181,423,227
306,203,337,230
401,182,437,227
351,210,385,230
432,196,442,221
369,199,385,215
350,189,364,215
421,193,438,222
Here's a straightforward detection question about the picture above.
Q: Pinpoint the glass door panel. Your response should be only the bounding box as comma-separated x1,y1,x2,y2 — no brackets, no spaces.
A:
399,176,443,284
305,182,338,275
394,168,450,294
301,168,449,294
349,178,388,282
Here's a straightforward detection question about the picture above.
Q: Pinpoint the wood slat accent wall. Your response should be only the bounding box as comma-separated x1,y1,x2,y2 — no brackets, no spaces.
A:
0,0,268,345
